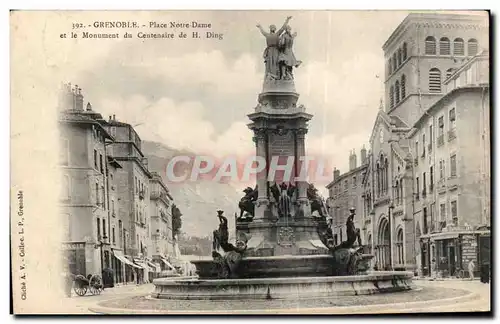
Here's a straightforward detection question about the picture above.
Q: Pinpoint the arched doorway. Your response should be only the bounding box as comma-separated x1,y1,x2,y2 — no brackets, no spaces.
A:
396,228,404,266
377,217,390,270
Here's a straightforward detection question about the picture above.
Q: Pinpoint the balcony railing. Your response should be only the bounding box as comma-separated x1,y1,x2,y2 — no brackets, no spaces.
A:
437,134,444,147
448,128,456,141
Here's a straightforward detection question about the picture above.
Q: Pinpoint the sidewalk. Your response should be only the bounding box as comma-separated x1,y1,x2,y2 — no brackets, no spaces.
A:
414,277,483,282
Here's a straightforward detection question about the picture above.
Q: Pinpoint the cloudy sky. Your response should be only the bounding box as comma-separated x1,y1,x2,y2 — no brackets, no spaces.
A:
38,11,419,186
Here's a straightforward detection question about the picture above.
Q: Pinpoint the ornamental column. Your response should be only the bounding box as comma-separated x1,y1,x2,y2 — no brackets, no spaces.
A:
254,128,269,222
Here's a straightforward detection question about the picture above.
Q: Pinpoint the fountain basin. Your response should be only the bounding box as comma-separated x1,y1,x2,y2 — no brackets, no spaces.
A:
152,271,415,300
191,253,374,279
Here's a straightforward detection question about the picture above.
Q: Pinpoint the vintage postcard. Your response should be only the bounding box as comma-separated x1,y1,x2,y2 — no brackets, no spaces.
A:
10,10,491,315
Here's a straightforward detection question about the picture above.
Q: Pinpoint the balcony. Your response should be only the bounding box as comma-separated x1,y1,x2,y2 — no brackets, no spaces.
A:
422,189,427,199
139,190,145,200
437,134,444,147
437,178,446,194
448,128,456,141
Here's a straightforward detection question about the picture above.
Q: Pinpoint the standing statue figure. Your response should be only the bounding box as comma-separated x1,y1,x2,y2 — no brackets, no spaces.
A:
340,208,362,248
213,210,229,251
256,16,292,80
270,182,296,218
278,25,302,80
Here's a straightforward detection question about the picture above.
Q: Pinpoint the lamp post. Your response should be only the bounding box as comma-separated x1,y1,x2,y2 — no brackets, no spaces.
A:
388,201,395,270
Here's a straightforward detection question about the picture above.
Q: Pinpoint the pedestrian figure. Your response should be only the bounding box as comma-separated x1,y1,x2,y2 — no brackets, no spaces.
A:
468,260,475,280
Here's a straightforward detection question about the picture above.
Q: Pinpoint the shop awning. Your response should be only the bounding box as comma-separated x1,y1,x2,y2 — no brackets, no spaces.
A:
113,250,141,269
160,257,175,270
134,259,155,272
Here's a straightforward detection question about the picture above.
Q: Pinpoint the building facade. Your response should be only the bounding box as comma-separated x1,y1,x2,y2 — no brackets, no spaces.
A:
59,84,115,279
408,51,490,277
149,172,176,271
326,148,368,246
59,83,179,285
331,13,489,276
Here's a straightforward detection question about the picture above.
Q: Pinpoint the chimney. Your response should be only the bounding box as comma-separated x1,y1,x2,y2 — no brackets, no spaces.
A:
333,168,340,180
360,145,367,164
59,82,75,111
86,102,92,111
74,85,84,111
109,115,112,121
113,114,116,121
349,149,357,171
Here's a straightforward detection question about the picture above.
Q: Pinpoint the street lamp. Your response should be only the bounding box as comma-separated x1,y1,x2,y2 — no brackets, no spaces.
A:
388,201,395,270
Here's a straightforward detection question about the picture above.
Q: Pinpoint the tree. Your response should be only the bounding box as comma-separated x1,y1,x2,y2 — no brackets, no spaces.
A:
171,204,183,237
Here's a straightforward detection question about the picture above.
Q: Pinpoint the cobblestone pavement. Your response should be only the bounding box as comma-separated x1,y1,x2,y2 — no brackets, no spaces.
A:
44,280,490,314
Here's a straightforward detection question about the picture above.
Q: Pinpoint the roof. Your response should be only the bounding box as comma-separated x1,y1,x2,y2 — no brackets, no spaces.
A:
408,85,489,135
325,163,368,189
59,111,114,140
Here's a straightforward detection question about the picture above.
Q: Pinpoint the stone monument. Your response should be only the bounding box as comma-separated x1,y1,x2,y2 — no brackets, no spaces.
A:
238,16,329,259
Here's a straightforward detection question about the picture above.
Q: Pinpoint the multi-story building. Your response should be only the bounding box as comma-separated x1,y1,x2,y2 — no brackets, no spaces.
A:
360,12,489,275
408,50,490,277
104,116,155,282
326,148,368,246
59,84,114,278
149,172,175,271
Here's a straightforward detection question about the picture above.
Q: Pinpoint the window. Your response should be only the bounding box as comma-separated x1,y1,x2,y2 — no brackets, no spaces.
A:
94,149,98,169
423,172,427,195
118,220,123,246
352,176,356,188
439,160,445,179
135,176,138,193
439,37,450,55
102,218,107,239
467,39,478,56
397,48,402,66
451,200,458,225
344,180,348,190
111,199,115,215
402,42,408,60
440,203,446,221
112,227,116,244
99,153,103,173
392,54,397,72
101,185,106,209
60,139,69,165
136,204,139,221
388,59,392,75
95,182,100,205
415,141,419,159
446,68,455,79
449,107,456,128
438,116,444,136
137,235,140,248
390,86,395,108
425,36,436,55
96,217,101,240
430,166,434,190
395,81,400,104
450,154,457,177
429,68,442,93
416,176,420,199
401,75,406,99
454,38,464,56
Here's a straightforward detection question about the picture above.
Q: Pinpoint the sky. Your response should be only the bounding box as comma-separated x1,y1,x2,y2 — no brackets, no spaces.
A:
40,11,416,191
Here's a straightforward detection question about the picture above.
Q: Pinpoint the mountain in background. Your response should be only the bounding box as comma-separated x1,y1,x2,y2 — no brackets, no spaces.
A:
142,141,242,238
